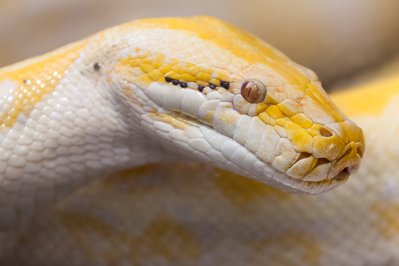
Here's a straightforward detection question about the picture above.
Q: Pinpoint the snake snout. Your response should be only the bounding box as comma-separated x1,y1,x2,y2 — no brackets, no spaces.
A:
329,141,363,181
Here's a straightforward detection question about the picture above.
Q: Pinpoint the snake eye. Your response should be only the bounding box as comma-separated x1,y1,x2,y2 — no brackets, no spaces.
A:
241,79,267,103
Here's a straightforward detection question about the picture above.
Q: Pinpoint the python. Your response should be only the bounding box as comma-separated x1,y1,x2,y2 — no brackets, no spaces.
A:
0,16,363,237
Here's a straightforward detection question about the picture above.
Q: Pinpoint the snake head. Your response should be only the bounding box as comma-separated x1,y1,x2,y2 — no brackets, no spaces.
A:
114,16,364,194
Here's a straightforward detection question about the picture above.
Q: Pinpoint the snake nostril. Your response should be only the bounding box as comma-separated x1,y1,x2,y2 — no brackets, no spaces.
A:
319,127,333,137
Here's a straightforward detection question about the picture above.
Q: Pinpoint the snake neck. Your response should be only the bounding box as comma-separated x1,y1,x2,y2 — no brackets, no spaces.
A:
0,42,167,231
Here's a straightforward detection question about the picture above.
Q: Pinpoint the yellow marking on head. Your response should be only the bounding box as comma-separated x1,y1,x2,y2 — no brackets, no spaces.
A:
267,60,309,89
286,121,313,153
332,75,399,117
305,83,344,122
213,169,291,210
291,113,313,129
136,16,307,87
136,17,285,62
311,124,345,161
256,103,268,113
0,41,86,128
117,50,229,86
266,105,284,119
259,112,276,125
277,101,299,117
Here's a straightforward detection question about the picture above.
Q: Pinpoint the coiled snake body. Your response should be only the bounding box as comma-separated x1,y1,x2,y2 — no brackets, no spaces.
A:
1,17,388,266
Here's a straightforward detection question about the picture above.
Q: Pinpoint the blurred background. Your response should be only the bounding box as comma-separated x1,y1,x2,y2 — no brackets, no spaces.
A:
0,0,399,88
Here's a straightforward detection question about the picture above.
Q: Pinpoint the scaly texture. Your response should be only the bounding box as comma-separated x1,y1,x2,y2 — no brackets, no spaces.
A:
0,17,366,264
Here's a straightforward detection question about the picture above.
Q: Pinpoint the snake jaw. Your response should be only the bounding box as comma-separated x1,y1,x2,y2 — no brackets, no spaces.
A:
139,82,363,194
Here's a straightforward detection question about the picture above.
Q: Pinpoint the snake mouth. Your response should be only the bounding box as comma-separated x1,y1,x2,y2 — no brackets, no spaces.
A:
331,167,350,181
277,157,358,194
282,140,363,194
328,141,363,179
